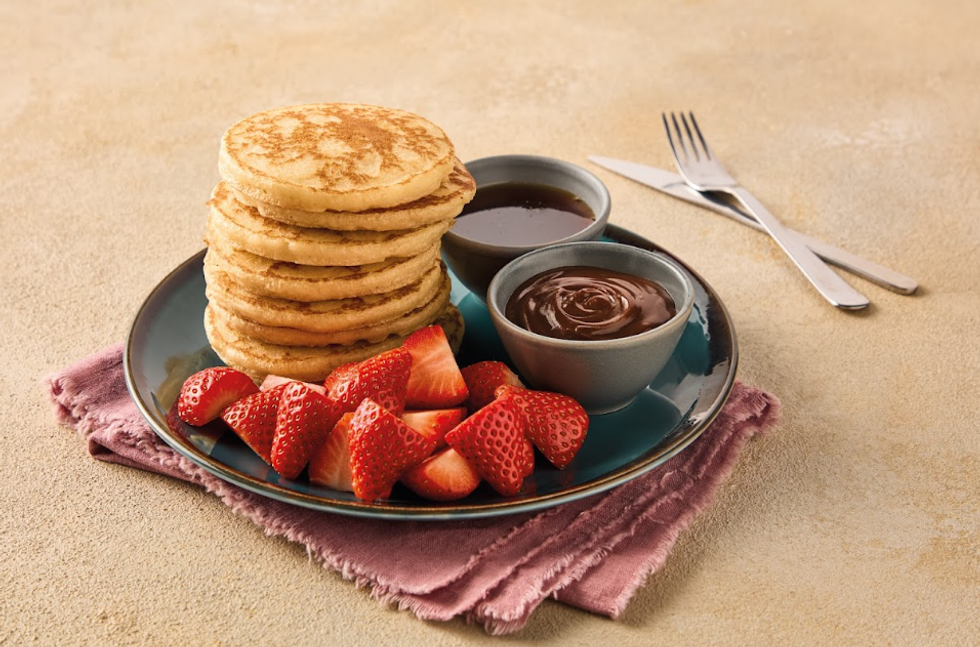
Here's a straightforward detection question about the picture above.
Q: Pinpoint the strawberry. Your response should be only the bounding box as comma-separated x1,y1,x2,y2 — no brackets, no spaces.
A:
460,361,524,413
220,384,287,464
260,374,325,395
401,325,468,408
496,385,589,470
444,398,531,496
323,348,412,415
177,367,259,426
518,432,535,480
348,398,437,502
308,412,354,492
401,448,481,501
271,382,343,480
399,407,466,448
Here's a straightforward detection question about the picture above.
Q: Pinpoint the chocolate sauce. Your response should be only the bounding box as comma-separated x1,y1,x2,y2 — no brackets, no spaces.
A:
505,266,676,341
452,182,595,246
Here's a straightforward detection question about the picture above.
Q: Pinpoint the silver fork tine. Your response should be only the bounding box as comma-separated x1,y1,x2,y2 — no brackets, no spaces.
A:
679,113,701,161
661,111,870,310
662,113,682,167
669,112,691,162
688,112,713,160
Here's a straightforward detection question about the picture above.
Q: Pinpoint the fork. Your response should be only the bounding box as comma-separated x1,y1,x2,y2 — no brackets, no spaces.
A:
663,112,870,310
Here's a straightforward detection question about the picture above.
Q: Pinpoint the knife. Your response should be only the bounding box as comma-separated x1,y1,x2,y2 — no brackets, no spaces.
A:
588,155,918,295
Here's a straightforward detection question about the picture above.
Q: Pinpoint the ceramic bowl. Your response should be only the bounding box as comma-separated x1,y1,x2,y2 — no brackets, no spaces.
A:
442,155,611,303
486,241,695,414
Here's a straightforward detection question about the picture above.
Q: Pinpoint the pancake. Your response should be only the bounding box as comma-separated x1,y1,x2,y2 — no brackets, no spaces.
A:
205,306,405,382
204,237,440,302
210,274,451,346
219,103,456,212
205,261,446,333
205,303,465,382
229,159,475,231
207,182,452,266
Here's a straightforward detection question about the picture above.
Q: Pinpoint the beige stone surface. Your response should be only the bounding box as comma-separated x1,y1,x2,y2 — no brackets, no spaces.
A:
3,0,978,644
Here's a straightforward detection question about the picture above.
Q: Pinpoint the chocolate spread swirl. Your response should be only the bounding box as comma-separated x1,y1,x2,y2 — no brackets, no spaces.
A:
505,266,676,341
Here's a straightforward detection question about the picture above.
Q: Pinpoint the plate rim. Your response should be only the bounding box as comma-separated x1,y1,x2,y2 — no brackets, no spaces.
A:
124,224,738,520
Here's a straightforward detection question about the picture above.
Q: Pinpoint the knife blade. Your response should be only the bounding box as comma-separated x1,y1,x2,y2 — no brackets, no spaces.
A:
588,155,918,295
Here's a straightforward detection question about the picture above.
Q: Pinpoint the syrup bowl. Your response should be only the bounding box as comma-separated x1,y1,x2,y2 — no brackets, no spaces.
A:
442,155,610,303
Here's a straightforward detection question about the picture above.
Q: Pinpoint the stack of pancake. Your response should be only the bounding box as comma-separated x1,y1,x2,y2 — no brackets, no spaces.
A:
202,103,474,382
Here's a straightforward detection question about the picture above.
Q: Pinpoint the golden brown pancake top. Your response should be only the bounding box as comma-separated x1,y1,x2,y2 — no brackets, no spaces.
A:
219,103,456,212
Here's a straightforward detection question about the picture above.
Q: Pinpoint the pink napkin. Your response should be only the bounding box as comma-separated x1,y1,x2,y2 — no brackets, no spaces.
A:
47,343,780,634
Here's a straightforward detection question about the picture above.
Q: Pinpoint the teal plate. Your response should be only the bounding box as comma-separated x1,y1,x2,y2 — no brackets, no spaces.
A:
124,225,738,520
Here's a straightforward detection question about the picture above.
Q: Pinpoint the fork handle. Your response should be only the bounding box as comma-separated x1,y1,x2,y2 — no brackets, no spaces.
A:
730,187,871,310
685,188,918,294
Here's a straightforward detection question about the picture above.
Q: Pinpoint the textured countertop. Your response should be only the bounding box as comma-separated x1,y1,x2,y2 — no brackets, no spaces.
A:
5,0,979,644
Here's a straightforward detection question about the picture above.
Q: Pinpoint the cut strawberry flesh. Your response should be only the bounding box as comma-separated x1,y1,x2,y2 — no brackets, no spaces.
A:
308,412,354,492
400,407,466,448
402,325,468,408
260,374,325,395
401,448,481,501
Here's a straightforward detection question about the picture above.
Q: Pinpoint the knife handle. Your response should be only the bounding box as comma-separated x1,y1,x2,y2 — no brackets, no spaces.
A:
731,187,871,311
694,192,918,294
793,231,918,295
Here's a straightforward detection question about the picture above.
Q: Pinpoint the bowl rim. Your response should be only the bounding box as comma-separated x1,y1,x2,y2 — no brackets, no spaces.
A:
486,240,696,349
443,154,611,256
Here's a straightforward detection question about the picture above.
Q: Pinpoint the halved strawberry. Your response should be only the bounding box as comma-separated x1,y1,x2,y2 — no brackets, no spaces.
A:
308,412,354,492
460,361,524,413
177,367,259,426
260,374,325,395
401,325,468,408
399,407,467,448
348,398,437,502
271,382,343,480
220,384,287,464
444,398,531,496
323,348,412,415
401,448,481,501
496,385,589,470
